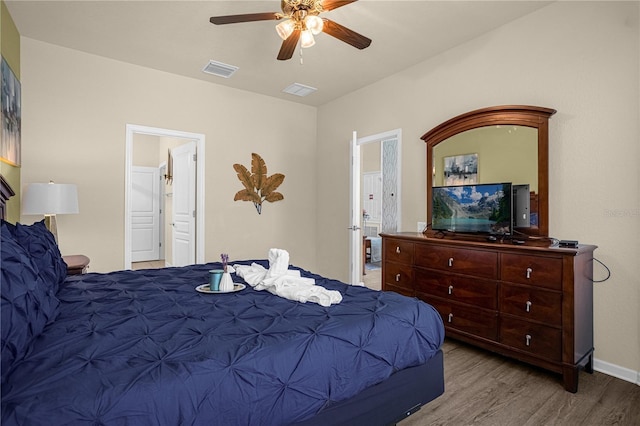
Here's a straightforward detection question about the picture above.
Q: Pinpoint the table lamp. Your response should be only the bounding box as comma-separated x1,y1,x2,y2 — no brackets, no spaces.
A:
22,181,79,243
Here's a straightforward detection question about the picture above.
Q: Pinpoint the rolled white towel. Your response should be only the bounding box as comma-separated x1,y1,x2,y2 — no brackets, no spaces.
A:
266,248,290,279
234,263,267,286
233,249,343,306
273,276,342,307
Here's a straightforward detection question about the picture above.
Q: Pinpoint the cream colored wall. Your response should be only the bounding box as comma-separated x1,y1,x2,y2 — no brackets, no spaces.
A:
361,142,380,173
317,2,639,376
19,38,318,274
132,133,160,167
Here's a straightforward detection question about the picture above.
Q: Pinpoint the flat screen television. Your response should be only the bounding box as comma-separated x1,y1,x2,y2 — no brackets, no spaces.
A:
432,182,513,235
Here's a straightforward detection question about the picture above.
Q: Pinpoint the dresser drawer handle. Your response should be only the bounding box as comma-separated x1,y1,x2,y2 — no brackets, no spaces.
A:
448,285,454,295
395,273,401,282
448,257,454,267
448,313,454,323
396,246,401,254
525,334,532,346
526,267,533,279
526,301,532,312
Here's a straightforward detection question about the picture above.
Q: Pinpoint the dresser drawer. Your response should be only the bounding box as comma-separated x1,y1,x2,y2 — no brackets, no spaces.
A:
422,296,498,341
415,269,497,310
500,317,561,361
415,245,498,279
383,262,414,292
383,239,415,265
501,253,562,290
500,283,562,326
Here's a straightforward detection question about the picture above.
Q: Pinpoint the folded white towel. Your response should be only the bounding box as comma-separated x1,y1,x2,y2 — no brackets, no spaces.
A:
233,249,342,307
266,248,289,279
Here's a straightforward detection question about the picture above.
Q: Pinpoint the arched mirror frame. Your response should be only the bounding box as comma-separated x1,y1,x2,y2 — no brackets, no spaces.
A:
421,105,556,238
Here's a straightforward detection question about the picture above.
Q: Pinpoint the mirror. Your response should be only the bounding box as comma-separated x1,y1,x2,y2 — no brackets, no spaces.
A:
422,105,556,237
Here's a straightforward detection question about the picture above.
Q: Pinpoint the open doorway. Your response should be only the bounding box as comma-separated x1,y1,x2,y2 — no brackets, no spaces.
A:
350,129,402,289
124,124,206,270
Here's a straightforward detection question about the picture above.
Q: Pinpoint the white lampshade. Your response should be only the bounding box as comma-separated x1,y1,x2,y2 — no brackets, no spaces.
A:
305,15,323,35
22,182,79,215
300,30,315,48
276,19,296,40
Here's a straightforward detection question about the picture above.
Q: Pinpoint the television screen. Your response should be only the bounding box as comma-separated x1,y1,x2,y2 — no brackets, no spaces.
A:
432,183,512,235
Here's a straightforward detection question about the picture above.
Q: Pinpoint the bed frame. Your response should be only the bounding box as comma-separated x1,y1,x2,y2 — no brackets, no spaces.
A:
0,174,444,425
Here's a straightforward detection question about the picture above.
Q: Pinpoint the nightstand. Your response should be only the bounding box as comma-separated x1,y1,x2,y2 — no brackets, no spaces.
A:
63,255,90,275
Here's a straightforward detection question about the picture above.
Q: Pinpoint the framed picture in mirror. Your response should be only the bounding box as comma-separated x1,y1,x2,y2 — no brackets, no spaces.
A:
443,153,478,185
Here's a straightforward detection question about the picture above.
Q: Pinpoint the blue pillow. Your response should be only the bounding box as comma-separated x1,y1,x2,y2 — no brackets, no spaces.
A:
14,220,67,292
1,223,60,378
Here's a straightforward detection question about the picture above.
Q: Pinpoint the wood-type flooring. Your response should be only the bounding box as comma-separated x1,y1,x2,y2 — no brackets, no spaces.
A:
399,339,640,426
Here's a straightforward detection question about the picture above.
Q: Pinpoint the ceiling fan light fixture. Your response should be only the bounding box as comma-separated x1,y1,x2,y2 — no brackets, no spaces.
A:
305,15,323,35
300,30,315,48
276,19,295,40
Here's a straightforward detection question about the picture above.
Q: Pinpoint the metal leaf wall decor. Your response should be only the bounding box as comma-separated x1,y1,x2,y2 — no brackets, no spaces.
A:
233,153,285,214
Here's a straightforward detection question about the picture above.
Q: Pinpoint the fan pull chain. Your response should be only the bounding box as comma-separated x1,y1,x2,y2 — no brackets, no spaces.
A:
299,47,304,65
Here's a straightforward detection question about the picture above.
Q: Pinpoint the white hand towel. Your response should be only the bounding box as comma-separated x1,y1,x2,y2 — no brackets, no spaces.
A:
266,248,289,279
234,263,267,286
233,249,342,306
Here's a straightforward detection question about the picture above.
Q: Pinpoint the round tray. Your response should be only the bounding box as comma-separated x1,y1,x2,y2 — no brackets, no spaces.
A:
195,283,246,294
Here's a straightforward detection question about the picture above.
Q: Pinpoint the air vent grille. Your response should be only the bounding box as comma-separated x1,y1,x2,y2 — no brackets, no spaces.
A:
282,83,317,97
202,60,238,78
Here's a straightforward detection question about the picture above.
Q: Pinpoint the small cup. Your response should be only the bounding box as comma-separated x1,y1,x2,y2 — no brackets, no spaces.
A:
209,269,224,291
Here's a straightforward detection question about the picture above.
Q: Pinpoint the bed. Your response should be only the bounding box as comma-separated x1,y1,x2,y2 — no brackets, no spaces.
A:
1,178,445,425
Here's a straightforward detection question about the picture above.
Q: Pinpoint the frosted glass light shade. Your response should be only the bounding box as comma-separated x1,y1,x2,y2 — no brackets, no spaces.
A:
300,30,315,48
305,15,323,35
276,19,295,40
22,183,79,215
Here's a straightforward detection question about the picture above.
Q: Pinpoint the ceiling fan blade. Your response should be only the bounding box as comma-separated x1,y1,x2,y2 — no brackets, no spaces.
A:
321,0,358,12
277,29,301,60
210,12,280,25
322,19,371,50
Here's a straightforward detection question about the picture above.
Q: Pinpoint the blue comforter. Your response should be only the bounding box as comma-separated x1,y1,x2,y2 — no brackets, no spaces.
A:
2,261,444,425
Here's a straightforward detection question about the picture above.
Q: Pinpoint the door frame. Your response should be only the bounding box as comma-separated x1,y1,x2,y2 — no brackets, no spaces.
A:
124,124,205,270
349,128,402,285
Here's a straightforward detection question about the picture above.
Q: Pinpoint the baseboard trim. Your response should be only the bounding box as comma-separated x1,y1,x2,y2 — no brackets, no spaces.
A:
593,357,640,386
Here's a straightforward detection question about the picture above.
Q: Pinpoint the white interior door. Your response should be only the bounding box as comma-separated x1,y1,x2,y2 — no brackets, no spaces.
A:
131,166,160,262
171,141,197,267
363,171,382,234
349,131,363,286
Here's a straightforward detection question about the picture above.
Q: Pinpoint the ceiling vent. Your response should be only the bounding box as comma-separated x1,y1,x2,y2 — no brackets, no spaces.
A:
202,60,238,78
282,83,317,97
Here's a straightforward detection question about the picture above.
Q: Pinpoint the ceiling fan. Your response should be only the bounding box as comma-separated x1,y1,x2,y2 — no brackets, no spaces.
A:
209,0,372,61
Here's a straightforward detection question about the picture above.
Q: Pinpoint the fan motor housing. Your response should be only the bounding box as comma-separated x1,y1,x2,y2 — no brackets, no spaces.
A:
281,0,323,17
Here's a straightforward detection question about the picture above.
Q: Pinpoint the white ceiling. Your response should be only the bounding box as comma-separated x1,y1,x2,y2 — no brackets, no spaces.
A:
5,0,552,107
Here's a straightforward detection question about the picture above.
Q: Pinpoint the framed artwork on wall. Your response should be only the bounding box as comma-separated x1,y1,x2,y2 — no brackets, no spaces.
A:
1,56,21,166
443,153,477,185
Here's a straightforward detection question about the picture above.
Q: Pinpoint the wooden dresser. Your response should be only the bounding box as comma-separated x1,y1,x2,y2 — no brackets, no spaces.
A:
381,232,596,392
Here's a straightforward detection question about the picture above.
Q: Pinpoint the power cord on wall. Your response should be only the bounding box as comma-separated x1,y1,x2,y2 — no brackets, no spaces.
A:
592,258,611,283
